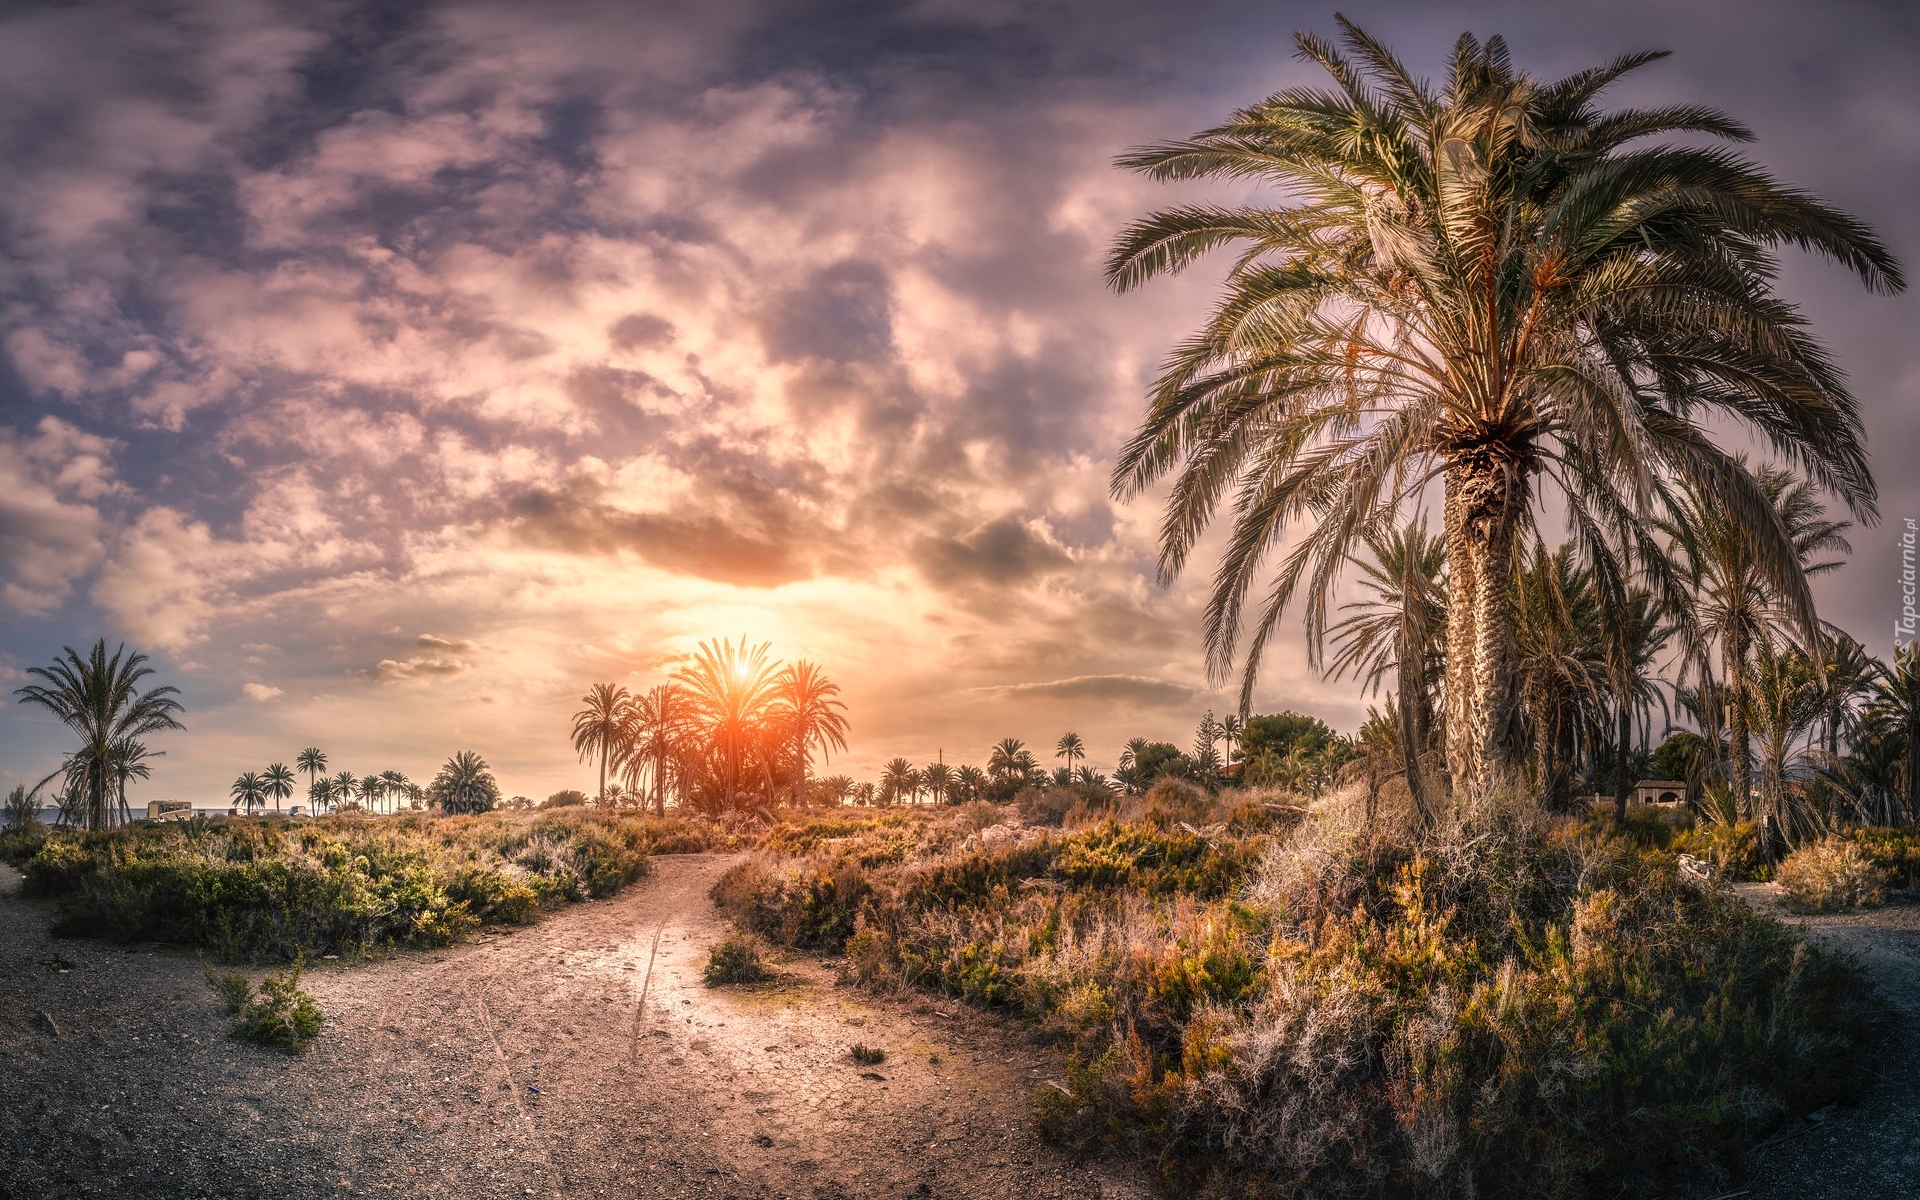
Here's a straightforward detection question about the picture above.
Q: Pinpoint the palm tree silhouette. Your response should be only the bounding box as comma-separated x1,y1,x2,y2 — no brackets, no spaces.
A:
774,662,850,804
675,638,780,808
1663,466,1850,813
296,747,327,798
14,640,185,829
231,771,267,816
572,683,632,806
1106,18,1899,794
956,765,986,803
923,761,954,806
431,751,499,813
263,763,297,814
380,770,409,815
332,770,359,812
1054,733,1085,777
880,758,914,807
988,738,1032,784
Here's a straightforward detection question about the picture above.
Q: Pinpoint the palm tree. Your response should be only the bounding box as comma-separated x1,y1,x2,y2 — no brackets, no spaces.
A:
264,763,297,814
296,747,328,797
1327,519,1446,824
1870,644,1920,820
924,761,955,805
1664,466,1852,813
773,662,850,804
1104,19,1899,796
1745,641,1825,844
430,751,500,814
1600,588,1672,818
1511,543,1607,804
1116,737,1150,794
572,683,632,806
987,738,1036,786
1054,732,1086,777
106,738,161,821
880,758,915,807
956,765,987,803
332,770,359,812
14,640,185,829
621,682,692,817
674,639,780,808
380,770,409,815
231,771,267,816
1818,634,1878,756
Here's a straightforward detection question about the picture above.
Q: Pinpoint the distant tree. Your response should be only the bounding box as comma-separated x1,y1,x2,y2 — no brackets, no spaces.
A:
430,751,500,814
773,661,850,805
263,763,297,813
675,638,781,807
332,770,360,812
14,640,185,829
1131,741,1191,786
1115,737,1151,794
880,758,915,807
572,683,633,806
504,795,535,811
1054,732,1086,776
379,770,409,816
955,765,986,803
923,761,955,805
1869,643,1920,820
296,747,328,797
231,771,267,816
1237,713,1342,771
543,789,589,809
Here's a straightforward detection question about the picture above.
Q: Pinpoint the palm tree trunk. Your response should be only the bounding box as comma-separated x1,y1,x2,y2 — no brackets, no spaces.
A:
598,745,608,807
1613,702,1633,821
1443,473,1478,793
1457,457,1524,797
1724,633,1752,817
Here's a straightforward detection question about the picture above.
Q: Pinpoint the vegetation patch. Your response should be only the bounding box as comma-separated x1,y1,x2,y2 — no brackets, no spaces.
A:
207,956,324,1052
11,810,734,962
716,794,1885,1198
703,932,772,986
1777,836,1887,913
849,1043,886,1065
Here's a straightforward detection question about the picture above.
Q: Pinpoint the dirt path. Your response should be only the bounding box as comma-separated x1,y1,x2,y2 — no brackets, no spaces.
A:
0,855,1145,1200
1730,884,1920,1200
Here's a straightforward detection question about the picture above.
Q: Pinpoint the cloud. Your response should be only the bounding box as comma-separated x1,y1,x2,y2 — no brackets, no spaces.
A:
0,416,117,615
969,674,1197,708
241,682,283,701
375,655,470,682
416,633,474,652
912,516,1073,591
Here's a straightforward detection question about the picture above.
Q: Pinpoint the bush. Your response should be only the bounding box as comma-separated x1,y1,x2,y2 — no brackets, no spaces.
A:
849,1043,886,1065
21,810,729,962
703,932,771,986
718,800,1884,1198
1852,827,1920,891
1671,818,1767,880
1777,836,1886,913
208,956,323,1051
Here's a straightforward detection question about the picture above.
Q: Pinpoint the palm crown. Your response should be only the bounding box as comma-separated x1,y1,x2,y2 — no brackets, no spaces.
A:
1106,18,1900,793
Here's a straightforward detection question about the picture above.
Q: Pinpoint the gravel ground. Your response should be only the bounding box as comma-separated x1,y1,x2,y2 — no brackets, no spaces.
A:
0,855,1146,1200
1730,884,1920,1200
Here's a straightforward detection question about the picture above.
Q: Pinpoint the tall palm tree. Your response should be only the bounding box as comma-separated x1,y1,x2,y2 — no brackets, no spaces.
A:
296,747,328,797
1054,732,1086,776
264,763,297,814
430,751,499,814
1664,466,1852,813
987,738,1034,785
621,683,693,817
773,662,850,804
674,639,780,808
332,770,359,812
956,765,986,803
1104,19,1899,796
1818,634,1877,756
572,683,632,806
1327,519,1447,823
14,640,185,830
231,771,267,816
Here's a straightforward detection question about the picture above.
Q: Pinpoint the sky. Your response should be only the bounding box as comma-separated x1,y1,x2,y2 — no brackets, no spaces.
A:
1,0,1917,803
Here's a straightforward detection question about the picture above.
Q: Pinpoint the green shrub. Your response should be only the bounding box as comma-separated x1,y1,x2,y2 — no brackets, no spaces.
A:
0,821,48,867
1852,826,1920,891
1777,836,1886,913
1671,817,1767,880
849,1043,886,1065
703,932,771,986
205,964,252,1016
21,810,724,962
231,956,324,1051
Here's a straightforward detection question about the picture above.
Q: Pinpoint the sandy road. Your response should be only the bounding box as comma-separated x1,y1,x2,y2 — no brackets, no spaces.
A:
0,855,1145,1200
1733,885,1920,1200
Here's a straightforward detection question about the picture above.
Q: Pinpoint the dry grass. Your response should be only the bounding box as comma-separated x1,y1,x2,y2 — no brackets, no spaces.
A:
1777,836,1887,913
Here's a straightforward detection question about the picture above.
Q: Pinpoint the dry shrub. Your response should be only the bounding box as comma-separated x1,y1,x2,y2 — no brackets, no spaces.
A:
703,932,771,986
1777,836,1886,913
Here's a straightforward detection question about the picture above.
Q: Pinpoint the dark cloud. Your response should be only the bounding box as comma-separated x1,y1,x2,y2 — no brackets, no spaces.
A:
971,674,1196,708
912,516,1071,591
607,314,675,350
758,260,893,365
